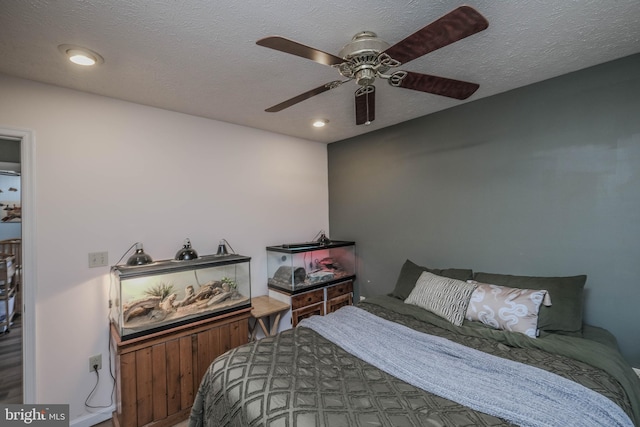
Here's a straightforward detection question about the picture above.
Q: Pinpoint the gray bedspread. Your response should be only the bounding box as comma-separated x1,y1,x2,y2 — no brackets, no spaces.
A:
189,295,640,427
300,306,632,427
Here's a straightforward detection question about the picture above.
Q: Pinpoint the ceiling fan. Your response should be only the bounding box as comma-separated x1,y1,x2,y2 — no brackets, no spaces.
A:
257,6,488,125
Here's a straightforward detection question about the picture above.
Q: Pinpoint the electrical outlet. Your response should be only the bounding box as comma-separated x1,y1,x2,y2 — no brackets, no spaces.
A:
88,251,108,268
89,354,102,372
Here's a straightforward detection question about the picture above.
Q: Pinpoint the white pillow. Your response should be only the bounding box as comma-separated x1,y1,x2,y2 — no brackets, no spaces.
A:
466,281,552,338
405,271,477,326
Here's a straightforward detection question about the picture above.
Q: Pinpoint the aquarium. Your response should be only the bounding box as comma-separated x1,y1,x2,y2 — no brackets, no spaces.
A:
266,240,355,292
110,254,251,340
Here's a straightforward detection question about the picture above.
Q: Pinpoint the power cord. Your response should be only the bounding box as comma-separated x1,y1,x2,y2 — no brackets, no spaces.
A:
84,330,116,409
85,364,111,409
114,242,139,266
85,243,138,410
86,243,141,409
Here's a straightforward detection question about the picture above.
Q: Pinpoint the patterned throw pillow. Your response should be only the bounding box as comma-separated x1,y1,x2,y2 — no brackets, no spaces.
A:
405,271,477,326
465,281,552,338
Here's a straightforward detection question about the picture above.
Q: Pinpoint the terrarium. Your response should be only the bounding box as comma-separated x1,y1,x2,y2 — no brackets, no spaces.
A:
267,240,355,292
110,254,251,340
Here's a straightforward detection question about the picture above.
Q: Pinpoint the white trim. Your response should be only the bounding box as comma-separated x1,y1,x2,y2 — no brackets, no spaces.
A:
69,407,114,427
0,125,36,403
634,367,640,379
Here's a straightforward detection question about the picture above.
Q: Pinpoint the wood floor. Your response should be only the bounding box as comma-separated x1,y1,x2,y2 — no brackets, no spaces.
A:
0,312,22,403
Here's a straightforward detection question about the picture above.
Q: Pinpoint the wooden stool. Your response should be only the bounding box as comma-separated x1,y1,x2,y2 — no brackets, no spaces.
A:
250,295,289,341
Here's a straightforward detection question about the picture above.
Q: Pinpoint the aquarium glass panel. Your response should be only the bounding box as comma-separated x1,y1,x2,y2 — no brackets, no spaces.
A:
111,254,251,340
267,241,355,292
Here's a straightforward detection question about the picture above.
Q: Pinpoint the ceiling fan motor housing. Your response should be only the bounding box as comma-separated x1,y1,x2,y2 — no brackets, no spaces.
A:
339,31,390,86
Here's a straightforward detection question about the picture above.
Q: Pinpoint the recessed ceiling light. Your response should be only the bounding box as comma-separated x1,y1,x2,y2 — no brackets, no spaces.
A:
312,119,329,128
57,44,104,66
68,50,96,65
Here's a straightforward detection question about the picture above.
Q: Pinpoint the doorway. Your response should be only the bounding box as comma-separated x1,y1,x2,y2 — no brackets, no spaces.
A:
0,128,35,404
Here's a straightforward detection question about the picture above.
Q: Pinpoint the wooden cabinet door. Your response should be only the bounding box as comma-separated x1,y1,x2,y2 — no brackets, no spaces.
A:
326,281,353,314
327,293,352,314
292,302,325,326
326,281,353,300
112,309,250,427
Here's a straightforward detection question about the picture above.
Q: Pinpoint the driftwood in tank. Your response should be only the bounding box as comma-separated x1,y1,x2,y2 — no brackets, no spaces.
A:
147,309,169,321
160,294,177,311
174,286,195,307
123,296,162,322
194,281,224,300
123,279,244,327
175,281,221,307
207,291,232,306
123,293,177,323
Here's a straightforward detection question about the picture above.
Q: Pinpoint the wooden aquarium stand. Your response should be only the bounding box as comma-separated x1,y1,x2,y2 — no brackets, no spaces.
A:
110,307,251,427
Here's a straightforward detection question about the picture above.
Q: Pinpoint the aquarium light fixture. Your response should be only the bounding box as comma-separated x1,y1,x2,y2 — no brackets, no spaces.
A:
126,242,153,266
175,238,198,261
312,230,331,246
216,239,236,256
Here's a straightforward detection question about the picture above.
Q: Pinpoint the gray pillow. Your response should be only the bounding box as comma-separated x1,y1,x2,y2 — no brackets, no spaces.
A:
405,271,477,326
473,272,586,335
390,259,474,300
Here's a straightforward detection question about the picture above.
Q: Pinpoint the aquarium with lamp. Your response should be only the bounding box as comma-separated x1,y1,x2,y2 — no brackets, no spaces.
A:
266,237,355,293
110,242,251,340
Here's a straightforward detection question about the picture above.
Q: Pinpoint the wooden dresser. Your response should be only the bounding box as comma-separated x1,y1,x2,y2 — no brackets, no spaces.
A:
270,279,354,327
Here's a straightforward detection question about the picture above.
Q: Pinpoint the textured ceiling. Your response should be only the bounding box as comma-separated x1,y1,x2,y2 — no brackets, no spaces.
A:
1,1,639,143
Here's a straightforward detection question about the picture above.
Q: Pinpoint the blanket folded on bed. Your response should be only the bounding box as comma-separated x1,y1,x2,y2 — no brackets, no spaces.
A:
299,306,633,427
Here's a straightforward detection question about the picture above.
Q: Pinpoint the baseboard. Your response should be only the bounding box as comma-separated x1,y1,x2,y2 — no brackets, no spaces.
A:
70,407,113,427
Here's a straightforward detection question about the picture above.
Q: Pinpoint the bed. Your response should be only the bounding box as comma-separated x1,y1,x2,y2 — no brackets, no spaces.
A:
188,260,640,427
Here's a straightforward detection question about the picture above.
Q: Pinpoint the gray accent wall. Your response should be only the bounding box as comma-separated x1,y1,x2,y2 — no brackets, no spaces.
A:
328,53,640,366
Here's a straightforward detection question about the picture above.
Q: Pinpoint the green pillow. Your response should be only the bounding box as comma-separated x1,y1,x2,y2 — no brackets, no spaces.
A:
473,272,586,335
390,259,474,300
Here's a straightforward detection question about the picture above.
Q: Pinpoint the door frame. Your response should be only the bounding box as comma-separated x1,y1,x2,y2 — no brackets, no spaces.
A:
0,126,35,403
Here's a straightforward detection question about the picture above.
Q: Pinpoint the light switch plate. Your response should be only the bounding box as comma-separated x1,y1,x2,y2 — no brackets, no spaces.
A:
88,252,108,268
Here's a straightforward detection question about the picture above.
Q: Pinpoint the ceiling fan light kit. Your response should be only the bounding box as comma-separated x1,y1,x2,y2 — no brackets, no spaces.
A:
257,6,488,126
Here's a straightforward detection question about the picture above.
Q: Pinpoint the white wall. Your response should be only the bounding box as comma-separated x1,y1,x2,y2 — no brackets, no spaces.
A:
0,74,329,424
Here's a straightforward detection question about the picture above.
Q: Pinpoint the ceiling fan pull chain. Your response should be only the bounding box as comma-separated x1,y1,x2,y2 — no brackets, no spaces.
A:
355,85,375,125
365,87,371,125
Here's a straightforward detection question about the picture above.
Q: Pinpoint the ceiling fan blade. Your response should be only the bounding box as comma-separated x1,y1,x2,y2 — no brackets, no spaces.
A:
390,71,479,100
383,6,488,64
257,36,344,67
355,86,375,125
265,80,346,112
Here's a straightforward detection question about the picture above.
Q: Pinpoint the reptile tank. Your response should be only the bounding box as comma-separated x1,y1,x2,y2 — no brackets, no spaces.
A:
110,254,251,340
